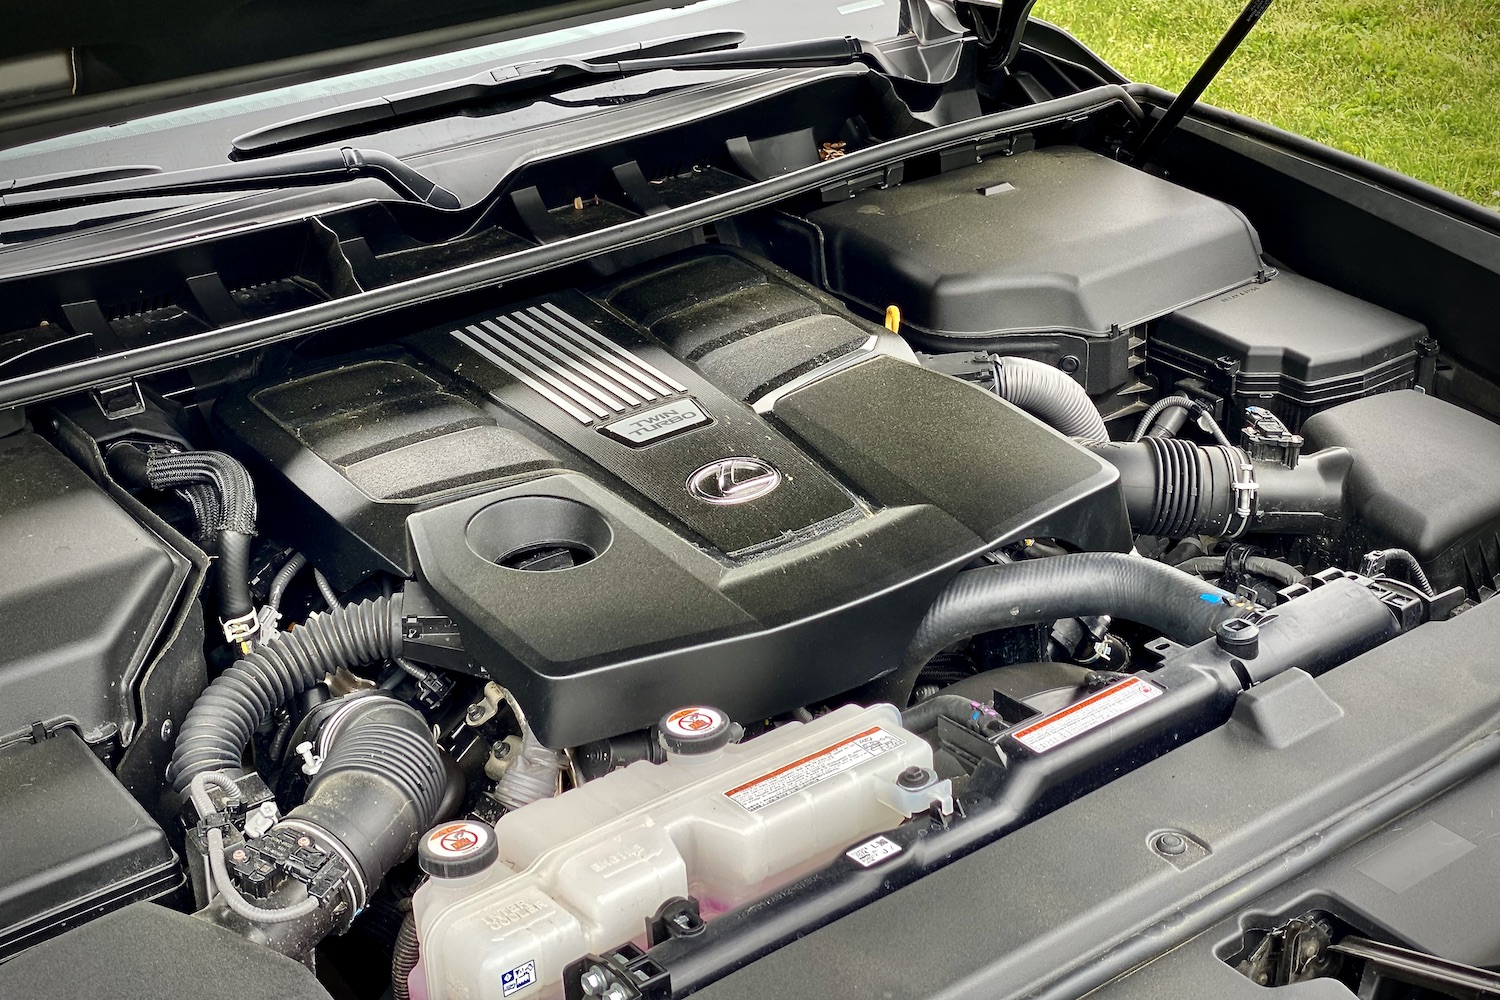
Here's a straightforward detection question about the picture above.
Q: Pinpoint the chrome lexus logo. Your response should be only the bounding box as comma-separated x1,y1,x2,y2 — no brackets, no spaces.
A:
687,457,781,506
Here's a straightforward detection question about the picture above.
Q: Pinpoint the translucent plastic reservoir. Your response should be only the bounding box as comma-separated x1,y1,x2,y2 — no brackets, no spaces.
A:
413,703,941,1000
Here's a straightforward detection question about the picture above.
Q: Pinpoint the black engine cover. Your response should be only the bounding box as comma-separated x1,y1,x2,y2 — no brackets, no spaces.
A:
216,249,1130,745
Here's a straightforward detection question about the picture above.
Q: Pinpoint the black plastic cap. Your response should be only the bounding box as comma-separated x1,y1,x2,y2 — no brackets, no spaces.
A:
1216,617,1261,659
657,706,733,756
417,820,498,879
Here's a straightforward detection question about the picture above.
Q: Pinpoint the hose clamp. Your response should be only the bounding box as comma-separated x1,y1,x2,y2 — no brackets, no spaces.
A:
312,691,397,759
221,608,260,646
1229,455,1259,534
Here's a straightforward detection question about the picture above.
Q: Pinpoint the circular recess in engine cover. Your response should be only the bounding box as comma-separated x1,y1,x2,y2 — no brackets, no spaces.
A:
466,496,613,572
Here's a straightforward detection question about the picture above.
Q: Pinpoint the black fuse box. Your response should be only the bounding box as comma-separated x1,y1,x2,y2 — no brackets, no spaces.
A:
0,730,185,960
1149,271,1434,430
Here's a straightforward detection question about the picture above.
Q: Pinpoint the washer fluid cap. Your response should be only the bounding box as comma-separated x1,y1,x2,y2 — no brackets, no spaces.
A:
658,706,733,756
419,820,498,879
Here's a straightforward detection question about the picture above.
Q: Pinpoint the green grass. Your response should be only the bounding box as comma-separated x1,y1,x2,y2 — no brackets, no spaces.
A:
1034,0,1500,209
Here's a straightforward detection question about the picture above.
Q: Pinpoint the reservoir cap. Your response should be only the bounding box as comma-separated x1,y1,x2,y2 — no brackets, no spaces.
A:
418,820,498,879
658,706,733,756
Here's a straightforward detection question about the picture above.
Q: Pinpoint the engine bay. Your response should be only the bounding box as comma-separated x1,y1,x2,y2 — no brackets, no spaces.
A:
3,75,1500,1000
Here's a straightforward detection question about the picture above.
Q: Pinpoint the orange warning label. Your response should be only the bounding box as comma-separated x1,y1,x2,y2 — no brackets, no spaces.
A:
724,726,904,812
1011,676,1163,753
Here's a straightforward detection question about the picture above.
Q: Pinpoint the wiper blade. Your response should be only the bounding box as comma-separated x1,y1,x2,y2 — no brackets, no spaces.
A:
230,31,876,159
2,164,162,193
0,147,460,220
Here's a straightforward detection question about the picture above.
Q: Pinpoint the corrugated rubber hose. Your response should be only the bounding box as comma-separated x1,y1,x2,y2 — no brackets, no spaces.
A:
287,695,447,890
392,905,420,1000
170,595,400,793
991,356,1110,445
266,552,309,617
903,553,1253,678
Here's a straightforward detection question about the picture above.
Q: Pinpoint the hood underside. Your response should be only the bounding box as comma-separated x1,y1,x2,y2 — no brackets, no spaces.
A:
0,0,679,148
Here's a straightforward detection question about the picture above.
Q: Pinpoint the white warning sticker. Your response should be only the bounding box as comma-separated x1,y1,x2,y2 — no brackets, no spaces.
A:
1011,676,1163,753
847,835,903,868
725,726,905,812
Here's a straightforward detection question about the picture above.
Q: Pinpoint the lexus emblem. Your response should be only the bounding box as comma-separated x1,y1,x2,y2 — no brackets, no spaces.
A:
687,457,781,506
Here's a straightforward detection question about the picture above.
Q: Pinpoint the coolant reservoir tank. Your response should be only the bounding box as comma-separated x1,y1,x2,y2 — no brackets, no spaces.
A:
413,702,946,1000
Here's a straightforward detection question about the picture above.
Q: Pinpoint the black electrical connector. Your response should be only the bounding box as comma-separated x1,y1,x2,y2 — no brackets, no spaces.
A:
1241,406,1303,468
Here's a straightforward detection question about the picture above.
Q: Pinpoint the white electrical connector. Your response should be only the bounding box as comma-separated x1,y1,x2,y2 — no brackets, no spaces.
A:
294,740,322,777
255,605,281,644
242,801,281,839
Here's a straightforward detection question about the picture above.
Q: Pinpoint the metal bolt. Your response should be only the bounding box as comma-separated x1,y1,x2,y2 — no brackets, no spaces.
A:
602,987,628,1000
579,967,609,996
1154,832,1187,856
230,848,248,863
296,836,312,848
897,766,932,790
160,719,173,741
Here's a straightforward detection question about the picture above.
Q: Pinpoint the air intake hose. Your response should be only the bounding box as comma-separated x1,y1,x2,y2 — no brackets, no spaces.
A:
903,552,1251,677
287,695,446,893
170,595,400,793
194,693,446,955
1092,439,1352,539
991,356,1109,445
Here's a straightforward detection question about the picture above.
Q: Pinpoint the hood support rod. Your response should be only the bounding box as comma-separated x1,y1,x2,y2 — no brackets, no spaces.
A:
1130,0,1276,165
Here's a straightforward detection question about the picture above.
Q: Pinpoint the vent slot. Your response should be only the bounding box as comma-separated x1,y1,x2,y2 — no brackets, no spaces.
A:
453,301,685,424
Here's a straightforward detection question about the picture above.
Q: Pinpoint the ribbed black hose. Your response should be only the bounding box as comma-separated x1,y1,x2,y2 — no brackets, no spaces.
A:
291,696,447,887
267,552,309,616
311,715,445,829
1129,395,1197,441
1094,438,1248,538
267,711,294,767
392,908,420,1000
193,696,446,949
169,595,400,792
904,553,1250,677
991,356,1109,445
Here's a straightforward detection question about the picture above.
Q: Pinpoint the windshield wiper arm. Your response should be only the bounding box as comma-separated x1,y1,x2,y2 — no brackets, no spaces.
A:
230,31,879,159
0,147,460,220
